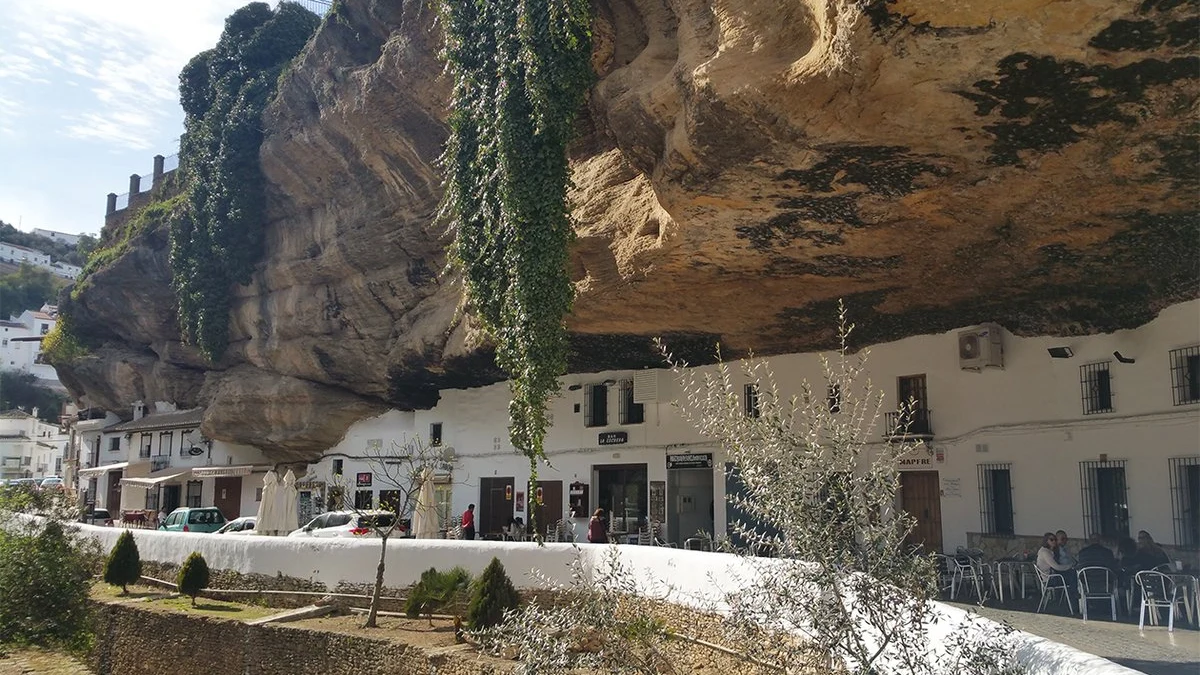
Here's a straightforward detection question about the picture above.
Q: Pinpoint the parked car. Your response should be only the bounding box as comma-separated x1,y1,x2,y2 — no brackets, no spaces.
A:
39,476,64,490
216,516,257,535
8,478,39,490
158,507,227,533
287,510,404,538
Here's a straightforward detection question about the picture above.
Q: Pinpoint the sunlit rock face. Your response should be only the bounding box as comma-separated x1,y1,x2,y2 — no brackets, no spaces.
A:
59,0,1199,461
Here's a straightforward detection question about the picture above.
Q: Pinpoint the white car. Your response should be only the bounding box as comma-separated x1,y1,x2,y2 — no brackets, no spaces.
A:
215,516,257,535
39,477,64,490
287,510,404,538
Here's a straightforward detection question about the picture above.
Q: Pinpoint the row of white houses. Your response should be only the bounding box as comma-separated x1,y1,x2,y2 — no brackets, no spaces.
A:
69,300,1200,561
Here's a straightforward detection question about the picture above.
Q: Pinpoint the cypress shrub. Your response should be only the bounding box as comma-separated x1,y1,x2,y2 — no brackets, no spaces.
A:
467,557,519,629
176,551,210,607
102,530,142,594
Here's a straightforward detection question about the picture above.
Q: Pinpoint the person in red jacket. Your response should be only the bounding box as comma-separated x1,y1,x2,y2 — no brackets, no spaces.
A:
461,504,476,540
587,508,608,544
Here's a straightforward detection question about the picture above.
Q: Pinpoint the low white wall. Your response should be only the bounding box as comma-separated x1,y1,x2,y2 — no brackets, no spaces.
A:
77,525,1138,675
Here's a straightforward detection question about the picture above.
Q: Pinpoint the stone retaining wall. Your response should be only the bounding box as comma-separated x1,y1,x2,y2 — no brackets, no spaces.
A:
89,602,510,675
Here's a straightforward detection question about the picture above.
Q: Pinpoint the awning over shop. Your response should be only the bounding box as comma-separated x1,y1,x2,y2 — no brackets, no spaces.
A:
190,465,255,478
120,471,189,490
77,462,129,478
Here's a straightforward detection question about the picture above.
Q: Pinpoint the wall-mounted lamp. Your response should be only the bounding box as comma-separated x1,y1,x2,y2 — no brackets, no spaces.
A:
1113,351,1136,364
601,379,617,387
1047,347,1074,359
567,384,582,391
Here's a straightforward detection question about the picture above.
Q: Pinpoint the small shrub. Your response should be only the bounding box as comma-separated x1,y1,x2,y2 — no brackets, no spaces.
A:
467,557,519,630
103,530,142,594
176,551,210,607
405,566,472,620
0,521,93,651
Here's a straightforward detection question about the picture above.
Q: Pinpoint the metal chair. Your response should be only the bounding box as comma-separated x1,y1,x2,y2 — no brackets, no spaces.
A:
1077,566,1118,621
934,554,956,596
684,537,710,551
952,554,991,601
1135,570,1182,631
1035,565,1075,615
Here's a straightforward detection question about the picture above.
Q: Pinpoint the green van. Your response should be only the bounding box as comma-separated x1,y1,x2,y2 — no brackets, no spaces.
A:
159,507,227,533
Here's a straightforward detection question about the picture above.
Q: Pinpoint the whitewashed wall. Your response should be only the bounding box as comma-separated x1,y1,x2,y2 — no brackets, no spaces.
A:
74,525,1137,675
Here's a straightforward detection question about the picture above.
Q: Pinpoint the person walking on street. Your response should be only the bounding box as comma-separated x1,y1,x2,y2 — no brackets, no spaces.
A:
461,504,476,540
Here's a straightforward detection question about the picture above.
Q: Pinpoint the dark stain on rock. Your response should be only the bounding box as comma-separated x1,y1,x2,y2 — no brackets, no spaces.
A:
861,0,993,37
736,212,845,252
312,346,337,372
1089,19,1164,51
1037,243,1083,267
386,348,505,410
1166,18,1200,47
568,332,729,372
960,53,1199,165
406,258,435,287
1154,131,1200,187
766,254,905,277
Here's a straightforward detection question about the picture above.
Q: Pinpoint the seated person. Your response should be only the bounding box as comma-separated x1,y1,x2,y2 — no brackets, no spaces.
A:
1036,531,1077,594
1126,530,1170,574
1075,532,1118,573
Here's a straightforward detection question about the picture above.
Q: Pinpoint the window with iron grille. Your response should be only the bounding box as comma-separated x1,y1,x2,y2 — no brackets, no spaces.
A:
185,480,203,508
429,422,443,447
332,459,343,476
1169,456,1200,548
1169,346,1200,406
144,488,160,512
108,436,120,452
1080,362,1114,414
744,383,761,418
977,463,1014,535
618,380,644,425
584,383,608,427
1079,460,1128,538
139,433,152,459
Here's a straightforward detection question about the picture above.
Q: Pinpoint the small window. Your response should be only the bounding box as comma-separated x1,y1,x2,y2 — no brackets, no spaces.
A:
744,384,761,418
39,324,48,335
1080,362,1114,414
332,459,343,476
185,481,203,508
1169,346,1200,406
585,383,609,427
429,423,443,447
108,437,120,452
978,464,1014,535
1169,456,1200,548
619,380,644,425
354,490,373,510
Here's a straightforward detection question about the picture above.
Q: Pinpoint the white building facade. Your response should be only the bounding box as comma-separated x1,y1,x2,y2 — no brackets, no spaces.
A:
0,409,67,481
1,305,60,383
0,242,50,268
309,300,1200,561
31,229,81,248
75,402,270,519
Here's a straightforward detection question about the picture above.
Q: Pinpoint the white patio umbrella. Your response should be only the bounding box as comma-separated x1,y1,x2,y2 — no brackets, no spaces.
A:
277,469,300,535
411,468,439,539
255,470,279,535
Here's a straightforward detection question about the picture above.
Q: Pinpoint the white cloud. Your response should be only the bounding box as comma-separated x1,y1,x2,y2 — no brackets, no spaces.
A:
0,0,249,147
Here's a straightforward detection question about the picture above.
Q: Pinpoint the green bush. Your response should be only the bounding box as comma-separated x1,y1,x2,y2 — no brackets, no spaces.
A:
0,521,93,651
405,566,473,620
176,551,210,606
103,530,142,594
466,557,519,630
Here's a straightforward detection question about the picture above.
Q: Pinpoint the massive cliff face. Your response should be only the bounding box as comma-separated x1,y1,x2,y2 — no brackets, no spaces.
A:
59,0,1199,461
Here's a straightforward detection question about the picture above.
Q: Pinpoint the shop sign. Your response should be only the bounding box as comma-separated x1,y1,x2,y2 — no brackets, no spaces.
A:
898,457,932,468
187,446,205,456
356,472,373,487
598,431,628,446
666,453,712,470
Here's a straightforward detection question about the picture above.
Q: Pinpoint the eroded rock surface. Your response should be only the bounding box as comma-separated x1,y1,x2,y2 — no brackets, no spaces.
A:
58,0,1199,460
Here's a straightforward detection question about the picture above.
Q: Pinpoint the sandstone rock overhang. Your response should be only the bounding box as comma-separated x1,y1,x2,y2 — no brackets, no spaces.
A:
57,0,1199,461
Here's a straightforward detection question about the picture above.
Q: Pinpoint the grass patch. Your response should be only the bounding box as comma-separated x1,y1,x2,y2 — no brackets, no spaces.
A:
89,581,277,621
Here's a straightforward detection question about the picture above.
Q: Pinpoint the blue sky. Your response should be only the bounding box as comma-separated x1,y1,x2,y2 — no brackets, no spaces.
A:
0,0,252,236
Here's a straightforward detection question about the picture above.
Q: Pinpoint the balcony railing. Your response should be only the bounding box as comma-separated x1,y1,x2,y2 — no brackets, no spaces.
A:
883,409,934,440
150,456,171,473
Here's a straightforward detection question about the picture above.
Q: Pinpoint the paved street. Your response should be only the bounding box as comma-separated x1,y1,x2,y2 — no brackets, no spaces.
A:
948,599,1200,675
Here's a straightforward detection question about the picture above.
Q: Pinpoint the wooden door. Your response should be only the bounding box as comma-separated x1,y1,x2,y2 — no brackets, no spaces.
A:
106,471,122,511
213,476,242,519
900,471,943,552
479,477,513,537
532,480,563,537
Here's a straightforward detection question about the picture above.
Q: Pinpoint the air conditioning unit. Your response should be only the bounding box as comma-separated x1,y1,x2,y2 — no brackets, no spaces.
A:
632,370,660,403
958,323,1004,371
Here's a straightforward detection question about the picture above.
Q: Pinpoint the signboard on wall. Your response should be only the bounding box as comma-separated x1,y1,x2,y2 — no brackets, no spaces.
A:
515,491,525,512
187,446,205,456
667,453,713,470
356,472,372,487
649,480,666,524
598,431,628,445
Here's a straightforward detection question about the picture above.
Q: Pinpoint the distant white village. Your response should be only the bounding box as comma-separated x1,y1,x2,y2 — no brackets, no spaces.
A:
0,234,83,280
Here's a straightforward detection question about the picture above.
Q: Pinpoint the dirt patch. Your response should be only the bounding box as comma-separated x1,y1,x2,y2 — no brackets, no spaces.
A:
289,614,463,650
0,648,91,675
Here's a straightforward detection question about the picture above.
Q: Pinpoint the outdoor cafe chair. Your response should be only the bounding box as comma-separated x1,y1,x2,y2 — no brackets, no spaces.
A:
1135,570,1183,632
1035,565,1074,615
1076,566,1118,621
952,553,991,601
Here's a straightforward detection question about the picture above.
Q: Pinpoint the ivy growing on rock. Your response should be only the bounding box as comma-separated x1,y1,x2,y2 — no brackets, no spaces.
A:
438,0,593,472
171,2,319,360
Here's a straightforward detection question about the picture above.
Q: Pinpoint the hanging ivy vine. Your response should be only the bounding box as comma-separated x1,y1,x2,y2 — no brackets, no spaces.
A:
171,2,319,361
439,0,593,473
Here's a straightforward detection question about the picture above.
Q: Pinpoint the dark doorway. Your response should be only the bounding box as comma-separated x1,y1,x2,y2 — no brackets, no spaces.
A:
1095,467,1129,538
162,484,181,513
596,464,647,535
531,480,563,537
213,476,242,519
480,477,514,537
106,471,122,512
900,471,943,552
